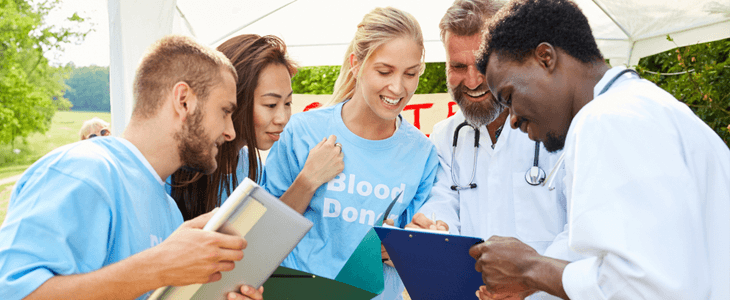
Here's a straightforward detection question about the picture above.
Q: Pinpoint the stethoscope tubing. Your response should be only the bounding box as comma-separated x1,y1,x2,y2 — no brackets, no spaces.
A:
450,121,545,189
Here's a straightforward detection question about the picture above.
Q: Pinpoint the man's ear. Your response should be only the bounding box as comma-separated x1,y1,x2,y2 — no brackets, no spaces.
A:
349,53,360,77
534,42,556,73
171,81,196,121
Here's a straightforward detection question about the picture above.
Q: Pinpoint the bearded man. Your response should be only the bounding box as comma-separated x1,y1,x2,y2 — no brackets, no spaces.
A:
408,1,581,298
0,35,263,300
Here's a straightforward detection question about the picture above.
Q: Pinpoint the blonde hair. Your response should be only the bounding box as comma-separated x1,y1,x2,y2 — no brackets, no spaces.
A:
330,7,425,105
79,117,110,140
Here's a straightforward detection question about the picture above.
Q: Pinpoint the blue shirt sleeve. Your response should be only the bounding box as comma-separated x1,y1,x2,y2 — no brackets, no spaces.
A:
0,167,112,300
398,145,439,228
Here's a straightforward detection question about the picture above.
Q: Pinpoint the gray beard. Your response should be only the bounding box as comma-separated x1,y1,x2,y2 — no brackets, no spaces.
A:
449,84,503,128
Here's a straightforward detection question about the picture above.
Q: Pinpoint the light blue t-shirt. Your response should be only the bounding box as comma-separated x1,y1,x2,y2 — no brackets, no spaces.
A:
165,146,262,201
263,102,439,299
0,137,183,300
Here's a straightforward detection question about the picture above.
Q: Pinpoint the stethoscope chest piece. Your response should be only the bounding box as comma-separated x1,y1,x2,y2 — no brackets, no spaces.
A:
525,141,546,186
525,165,546,186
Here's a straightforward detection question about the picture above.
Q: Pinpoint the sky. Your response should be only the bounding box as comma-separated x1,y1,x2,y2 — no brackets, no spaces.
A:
47,0,109,67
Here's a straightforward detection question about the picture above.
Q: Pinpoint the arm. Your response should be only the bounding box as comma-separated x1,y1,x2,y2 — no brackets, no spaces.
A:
24,210,248,300
278,135,344,214
408,134,461,234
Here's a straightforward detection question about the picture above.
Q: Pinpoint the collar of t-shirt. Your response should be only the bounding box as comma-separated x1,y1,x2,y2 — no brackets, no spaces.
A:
116,137,165,185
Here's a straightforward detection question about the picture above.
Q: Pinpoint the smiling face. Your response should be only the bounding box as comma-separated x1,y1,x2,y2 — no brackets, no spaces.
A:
351,37,422,122
177,68,237,174
252,63,293,150
445,32,503,127
484,52,572,152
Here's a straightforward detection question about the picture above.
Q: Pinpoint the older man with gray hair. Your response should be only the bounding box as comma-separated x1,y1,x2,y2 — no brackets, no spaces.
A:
407,0,581,298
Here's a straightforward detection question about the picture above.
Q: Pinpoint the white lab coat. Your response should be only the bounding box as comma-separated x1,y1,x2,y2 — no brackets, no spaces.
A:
561,67,730,299
419,110,583,299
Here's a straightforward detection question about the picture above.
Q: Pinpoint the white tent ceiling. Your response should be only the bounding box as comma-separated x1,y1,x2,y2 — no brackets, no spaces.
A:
107,0,730,134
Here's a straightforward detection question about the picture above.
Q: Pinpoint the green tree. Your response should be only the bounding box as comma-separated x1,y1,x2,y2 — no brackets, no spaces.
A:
637,37,730,147
0,0,85,146
65,65,110,111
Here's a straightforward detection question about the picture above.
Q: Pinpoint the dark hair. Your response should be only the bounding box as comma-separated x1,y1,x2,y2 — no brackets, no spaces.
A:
439,0,501,41
132,35,236,119
476,0,603,74
170,34,297,220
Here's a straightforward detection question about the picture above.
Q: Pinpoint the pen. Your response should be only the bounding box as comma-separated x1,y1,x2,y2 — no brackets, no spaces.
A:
431,212,436,229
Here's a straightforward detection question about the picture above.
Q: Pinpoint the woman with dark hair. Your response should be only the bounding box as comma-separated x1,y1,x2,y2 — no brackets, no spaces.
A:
170,34,343,221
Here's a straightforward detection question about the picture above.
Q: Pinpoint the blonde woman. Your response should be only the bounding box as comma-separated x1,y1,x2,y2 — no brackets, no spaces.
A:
263,7,439,299
78,117,111,140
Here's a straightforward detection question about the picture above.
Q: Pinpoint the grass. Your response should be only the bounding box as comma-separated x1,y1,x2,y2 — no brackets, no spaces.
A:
0,111,111,167
0,111,110,227
0,182,14,228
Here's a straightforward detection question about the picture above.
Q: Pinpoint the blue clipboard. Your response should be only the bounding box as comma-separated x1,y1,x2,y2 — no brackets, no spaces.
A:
374,226,485,300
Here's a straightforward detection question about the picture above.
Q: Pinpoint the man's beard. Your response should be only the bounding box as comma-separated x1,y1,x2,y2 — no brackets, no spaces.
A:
175,107,218,175
543,131,566,153
449,82,504,128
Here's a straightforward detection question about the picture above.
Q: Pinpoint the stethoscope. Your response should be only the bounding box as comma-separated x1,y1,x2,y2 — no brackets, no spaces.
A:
542,68,640,191
450,121,546,190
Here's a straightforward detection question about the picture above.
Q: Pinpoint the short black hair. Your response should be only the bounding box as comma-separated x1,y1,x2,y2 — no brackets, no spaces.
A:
476,0,603,74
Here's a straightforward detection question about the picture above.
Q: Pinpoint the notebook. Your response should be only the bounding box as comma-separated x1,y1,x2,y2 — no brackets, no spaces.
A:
147,178,313,300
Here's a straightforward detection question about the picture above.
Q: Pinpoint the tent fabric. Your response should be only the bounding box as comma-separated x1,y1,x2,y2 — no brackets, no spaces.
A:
108,0,730,135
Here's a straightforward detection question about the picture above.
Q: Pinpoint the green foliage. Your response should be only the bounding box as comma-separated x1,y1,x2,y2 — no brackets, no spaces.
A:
415,62,447,94
0,0,87,145
291,63,448,95
637,37,730,147
291,65,340,94
64,65,110,111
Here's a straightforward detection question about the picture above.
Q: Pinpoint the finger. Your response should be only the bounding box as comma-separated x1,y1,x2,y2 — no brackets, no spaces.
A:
208,232,247,250
409,213,433,229
207,271,223,283
215,248,245,262
469,242,487,259
184,207,220,229
236,285,264,300
325,134,337,146
436,220,449,231
216,260,237,272
383,218,395,226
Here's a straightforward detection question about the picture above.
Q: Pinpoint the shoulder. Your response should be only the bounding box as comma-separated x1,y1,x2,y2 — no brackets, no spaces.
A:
284,105,337,134
23,138,129,187
397,119,438,161
577,79,682,130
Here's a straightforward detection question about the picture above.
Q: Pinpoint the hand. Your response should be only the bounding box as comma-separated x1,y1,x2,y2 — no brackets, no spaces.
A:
381,219,395,267
146,209,246,286
476,284,535,300
468,236,539,298
227,285,264,300
300,135,345,189
405,212,448,231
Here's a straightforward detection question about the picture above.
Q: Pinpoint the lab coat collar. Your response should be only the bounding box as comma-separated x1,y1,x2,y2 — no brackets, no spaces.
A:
593,66,627,98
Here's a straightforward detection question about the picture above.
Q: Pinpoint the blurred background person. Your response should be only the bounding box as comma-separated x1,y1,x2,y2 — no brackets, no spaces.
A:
78,117,111,140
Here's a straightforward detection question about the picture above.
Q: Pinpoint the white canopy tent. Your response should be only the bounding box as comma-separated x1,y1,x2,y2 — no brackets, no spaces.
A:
107,0,730,135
